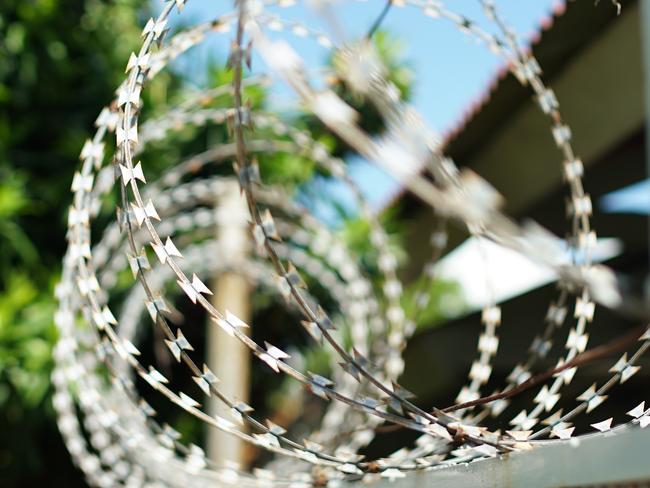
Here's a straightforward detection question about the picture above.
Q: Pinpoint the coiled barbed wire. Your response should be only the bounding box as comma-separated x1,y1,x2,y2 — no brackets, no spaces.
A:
54,0,650,486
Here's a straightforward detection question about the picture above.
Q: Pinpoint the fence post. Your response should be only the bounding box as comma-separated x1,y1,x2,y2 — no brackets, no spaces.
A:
206,179,252,466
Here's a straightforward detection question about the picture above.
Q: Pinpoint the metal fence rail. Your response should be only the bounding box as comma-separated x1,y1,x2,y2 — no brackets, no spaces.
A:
370,427,650,488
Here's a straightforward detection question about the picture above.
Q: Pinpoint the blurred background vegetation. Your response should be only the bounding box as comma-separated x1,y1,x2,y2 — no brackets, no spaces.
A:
1,0,148,485
0,1,460,485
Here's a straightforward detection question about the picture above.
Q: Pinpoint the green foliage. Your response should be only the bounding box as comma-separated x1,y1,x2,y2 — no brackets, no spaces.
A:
340,213,406,270
0,171,38,269
0,0,152,484
401,277,465,330
339,208,463,330
328,30,413,140
0,0,147,389
0,275,56,408
362,30,414,99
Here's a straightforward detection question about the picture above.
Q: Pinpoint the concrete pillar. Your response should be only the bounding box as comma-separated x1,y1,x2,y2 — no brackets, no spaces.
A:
207,179,251,465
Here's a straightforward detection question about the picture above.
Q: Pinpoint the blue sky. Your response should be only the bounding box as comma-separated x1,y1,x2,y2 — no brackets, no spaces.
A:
159,0,560,215
601,179,650,215
168,1,559,131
